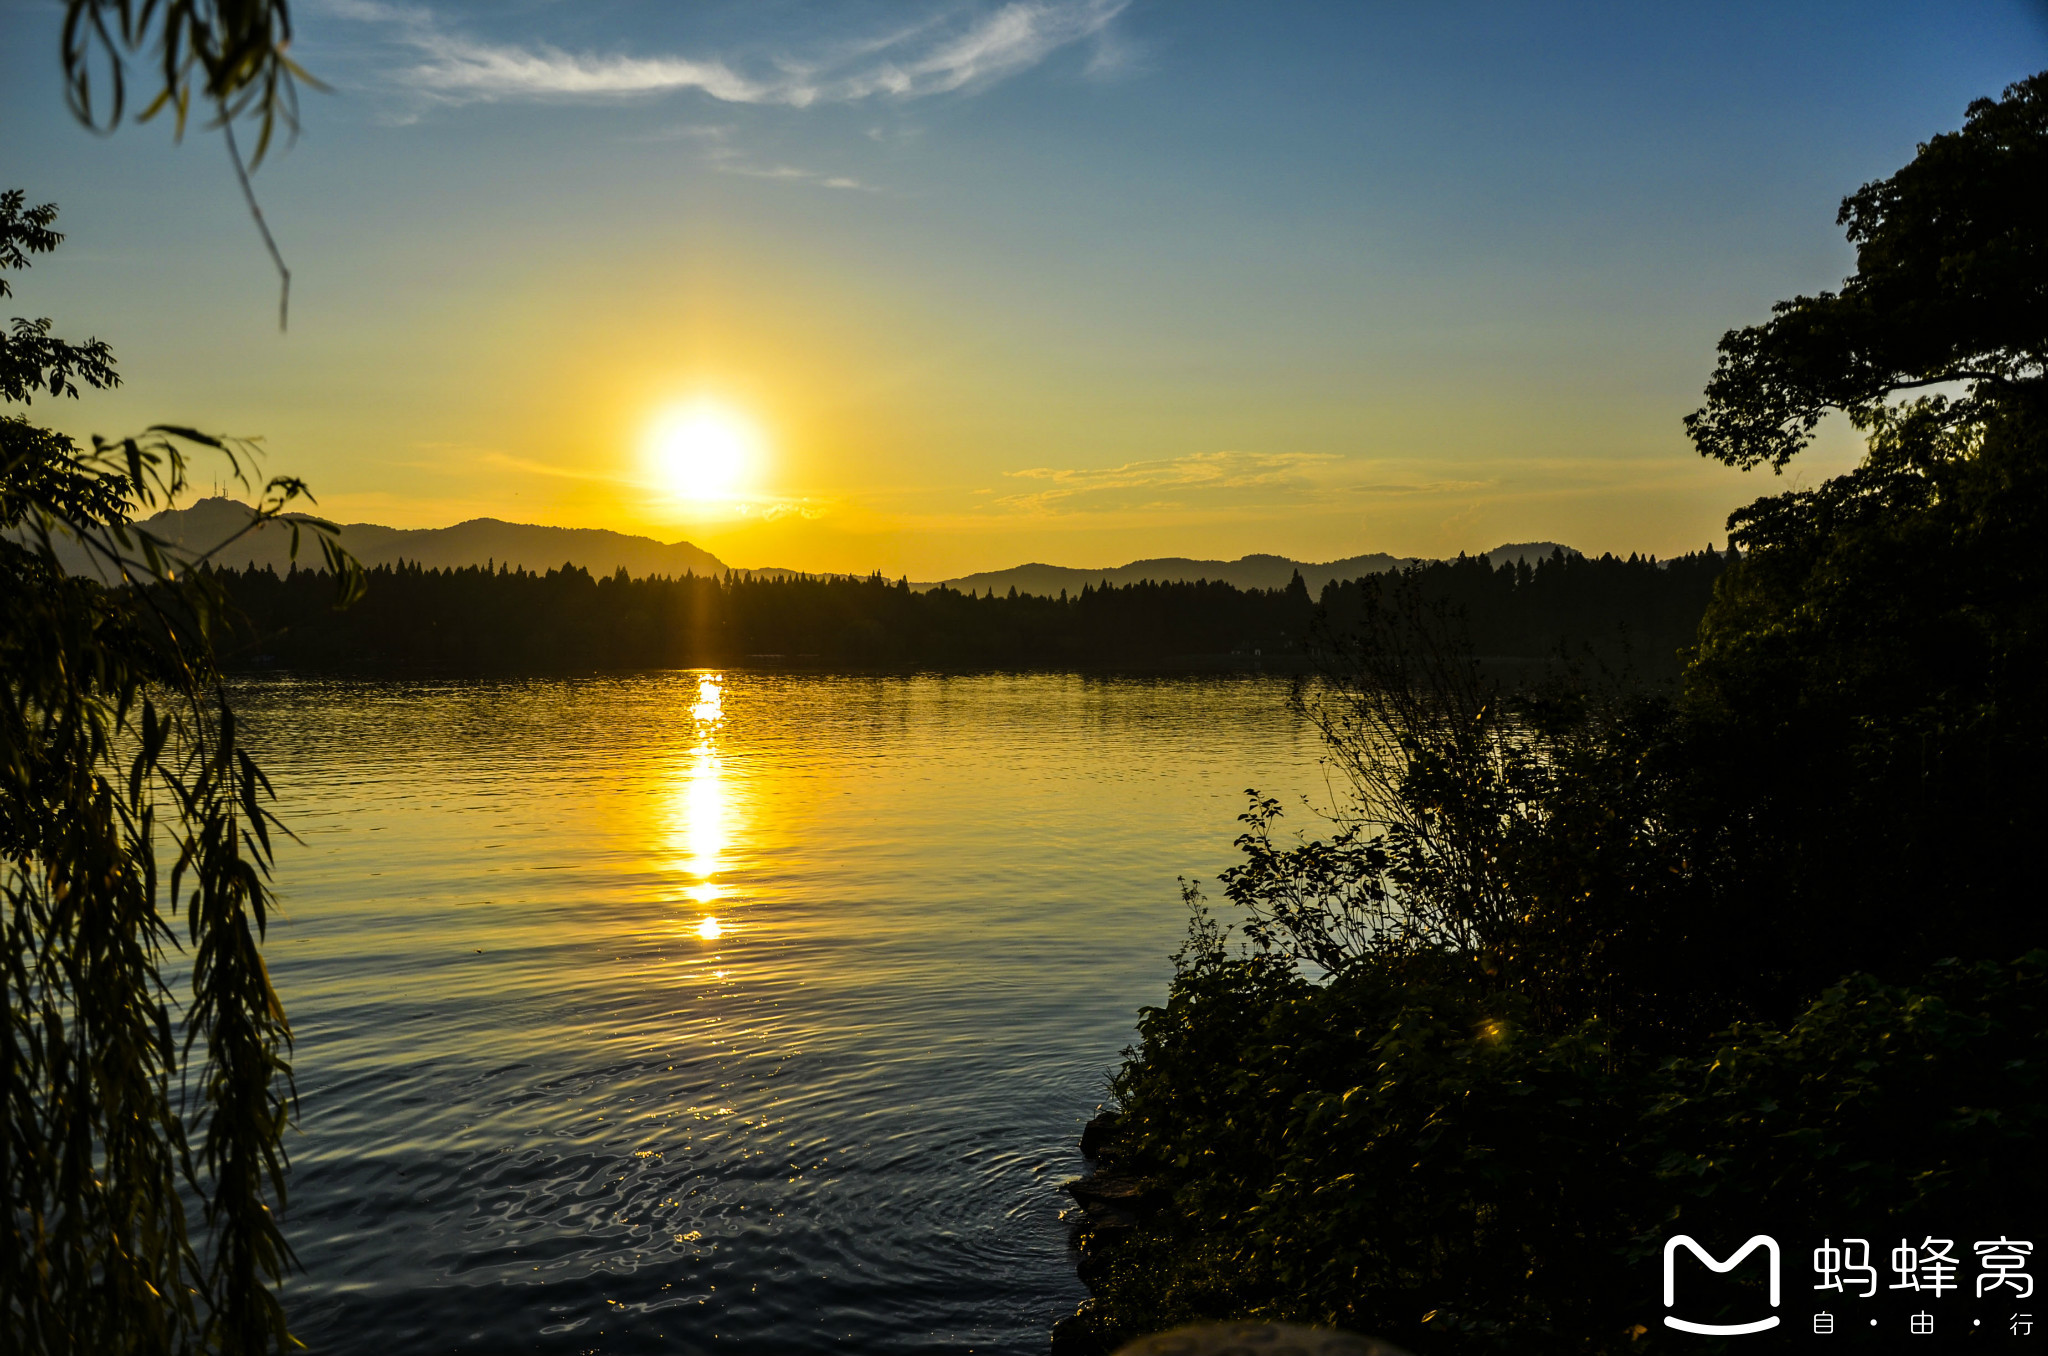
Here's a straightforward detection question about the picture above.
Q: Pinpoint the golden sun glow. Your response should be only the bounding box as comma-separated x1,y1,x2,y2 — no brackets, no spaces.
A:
647,401,761,505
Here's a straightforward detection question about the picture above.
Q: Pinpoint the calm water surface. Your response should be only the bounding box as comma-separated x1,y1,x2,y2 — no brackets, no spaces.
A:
240,671,1324,1354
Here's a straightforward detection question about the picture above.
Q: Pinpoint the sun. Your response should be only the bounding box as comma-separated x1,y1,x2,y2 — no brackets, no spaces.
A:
648,401,760,504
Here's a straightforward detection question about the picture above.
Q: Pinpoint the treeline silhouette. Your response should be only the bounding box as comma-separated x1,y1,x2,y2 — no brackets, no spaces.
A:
213,545,1732,674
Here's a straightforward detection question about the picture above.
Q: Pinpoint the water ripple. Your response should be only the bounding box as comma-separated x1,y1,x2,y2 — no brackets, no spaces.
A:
237,672,1317,1353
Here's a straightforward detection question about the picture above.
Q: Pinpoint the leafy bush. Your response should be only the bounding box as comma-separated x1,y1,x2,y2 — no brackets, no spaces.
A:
1078,943,2046,1355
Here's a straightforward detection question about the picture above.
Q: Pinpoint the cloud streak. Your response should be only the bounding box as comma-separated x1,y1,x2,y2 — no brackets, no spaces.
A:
997,450,1340,512
618,122,877,190
337,1,1128,109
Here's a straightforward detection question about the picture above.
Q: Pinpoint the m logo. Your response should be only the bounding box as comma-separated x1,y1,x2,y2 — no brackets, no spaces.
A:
1663,1235,1782,1335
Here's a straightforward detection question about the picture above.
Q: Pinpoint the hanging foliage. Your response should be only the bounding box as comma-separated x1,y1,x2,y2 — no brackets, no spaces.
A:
2,188,354,1354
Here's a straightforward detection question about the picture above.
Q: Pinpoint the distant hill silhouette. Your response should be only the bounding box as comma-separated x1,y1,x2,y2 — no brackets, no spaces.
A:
926,543,1579,597
37,497,1580,592
60,497,740,580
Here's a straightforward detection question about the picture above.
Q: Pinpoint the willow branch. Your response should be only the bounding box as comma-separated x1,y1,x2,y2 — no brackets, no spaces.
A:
221,122,290,332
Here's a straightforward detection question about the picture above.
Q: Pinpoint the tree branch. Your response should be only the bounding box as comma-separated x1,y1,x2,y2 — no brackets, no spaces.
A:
222,123,289,333
1880,369,2016,396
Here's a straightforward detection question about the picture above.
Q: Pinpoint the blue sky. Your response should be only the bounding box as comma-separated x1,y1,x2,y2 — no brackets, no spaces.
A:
2,1,2043,573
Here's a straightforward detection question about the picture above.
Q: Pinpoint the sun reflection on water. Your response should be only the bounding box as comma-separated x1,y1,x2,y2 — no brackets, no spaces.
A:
681,745,725,902
690,673,724,725
668,673,735,924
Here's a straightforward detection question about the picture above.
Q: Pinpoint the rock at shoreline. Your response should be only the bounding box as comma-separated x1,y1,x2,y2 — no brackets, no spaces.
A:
1055,1107,1173,1353
1079,1110,1120,1160
1063,1171,1159,1234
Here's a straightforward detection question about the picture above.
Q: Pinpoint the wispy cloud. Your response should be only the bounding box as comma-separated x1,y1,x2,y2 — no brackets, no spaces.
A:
470,449,639,487
620,122,878,190
998,450,1340,512
331,0,1129,110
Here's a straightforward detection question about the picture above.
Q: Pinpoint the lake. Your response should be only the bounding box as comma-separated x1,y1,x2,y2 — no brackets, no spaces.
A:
241,670,1326,1354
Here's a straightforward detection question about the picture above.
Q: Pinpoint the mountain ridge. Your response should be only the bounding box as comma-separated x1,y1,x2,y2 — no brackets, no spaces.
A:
62,498,1580,595
108,497,748,581
922,543,1579,597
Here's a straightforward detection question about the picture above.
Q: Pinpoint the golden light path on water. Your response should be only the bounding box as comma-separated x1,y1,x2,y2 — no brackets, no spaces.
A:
235,670,1324,1354
671,674,731,925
